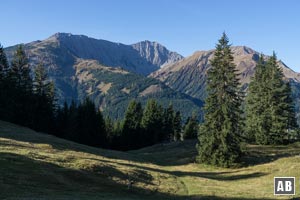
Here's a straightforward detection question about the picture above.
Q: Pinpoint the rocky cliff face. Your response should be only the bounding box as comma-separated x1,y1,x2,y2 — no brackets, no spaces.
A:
131,40,183,68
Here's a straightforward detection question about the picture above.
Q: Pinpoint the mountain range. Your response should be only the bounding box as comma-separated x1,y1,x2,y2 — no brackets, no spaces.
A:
4,33,199,119
4,33,300,122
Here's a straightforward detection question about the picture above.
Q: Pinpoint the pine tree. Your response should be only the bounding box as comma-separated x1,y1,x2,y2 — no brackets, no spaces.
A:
173,111,182,141
10,45,32,94
141,99,163,145
245,55,270,143
162,104,175,141
122,100,143,149
197,33,243,167
32,62,56,132
267,53,298,144
284,82,298,140
8,45,33,126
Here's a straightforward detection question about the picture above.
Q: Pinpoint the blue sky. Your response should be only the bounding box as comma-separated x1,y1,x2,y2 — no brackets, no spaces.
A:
2,0,300,72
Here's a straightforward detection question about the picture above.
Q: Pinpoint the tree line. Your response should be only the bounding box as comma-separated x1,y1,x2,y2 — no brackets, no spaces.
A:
55,98,194,150
0,44,199,150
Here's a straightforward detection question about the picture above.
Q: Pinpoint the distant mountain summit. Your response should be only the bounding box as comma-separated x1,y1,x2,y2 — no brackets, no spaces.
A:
36,33,182,75
132,40,183,68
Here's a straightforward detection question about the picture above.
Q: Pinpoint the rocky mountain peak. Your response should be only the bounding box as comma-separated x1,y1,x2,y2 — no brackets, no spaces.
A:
132,40,184,68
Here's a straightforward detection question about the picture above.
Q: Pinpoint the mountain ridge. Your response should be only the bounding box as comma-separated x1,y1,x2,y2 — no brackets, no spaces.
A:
5,32,184,75
4,33,194,120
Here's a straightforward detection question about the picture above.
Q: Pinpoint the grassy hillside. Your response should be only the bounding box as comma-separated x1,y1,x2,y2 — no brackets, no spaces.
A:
1,120,300,199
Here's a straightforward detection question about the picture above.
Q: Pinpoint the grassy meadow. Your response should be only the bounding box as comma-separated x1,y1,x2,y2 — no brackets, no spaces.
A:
0,120,300,199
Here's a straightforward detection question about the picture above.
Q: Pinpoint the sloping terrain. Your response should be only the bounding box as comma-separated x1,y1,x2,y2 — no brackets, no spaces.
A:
1,120,300,199
73,59,202,119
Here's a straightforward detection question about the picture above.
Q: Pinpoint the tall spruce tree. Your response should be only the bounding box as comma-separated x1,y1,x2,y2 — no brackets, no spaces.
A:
8,45,33,126
267,54,286,144
10,45,32,94
283,81,298,140
197,33,243,167
32,62,56,132
245,55,270,143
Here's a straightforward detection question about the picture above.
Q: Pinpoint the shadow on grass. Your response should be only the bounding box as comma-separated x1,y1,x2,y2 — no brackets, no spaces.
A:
240,144,297,167
0,152,271,200
0,152,158,199
88,157,268,182
241,153,291,166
